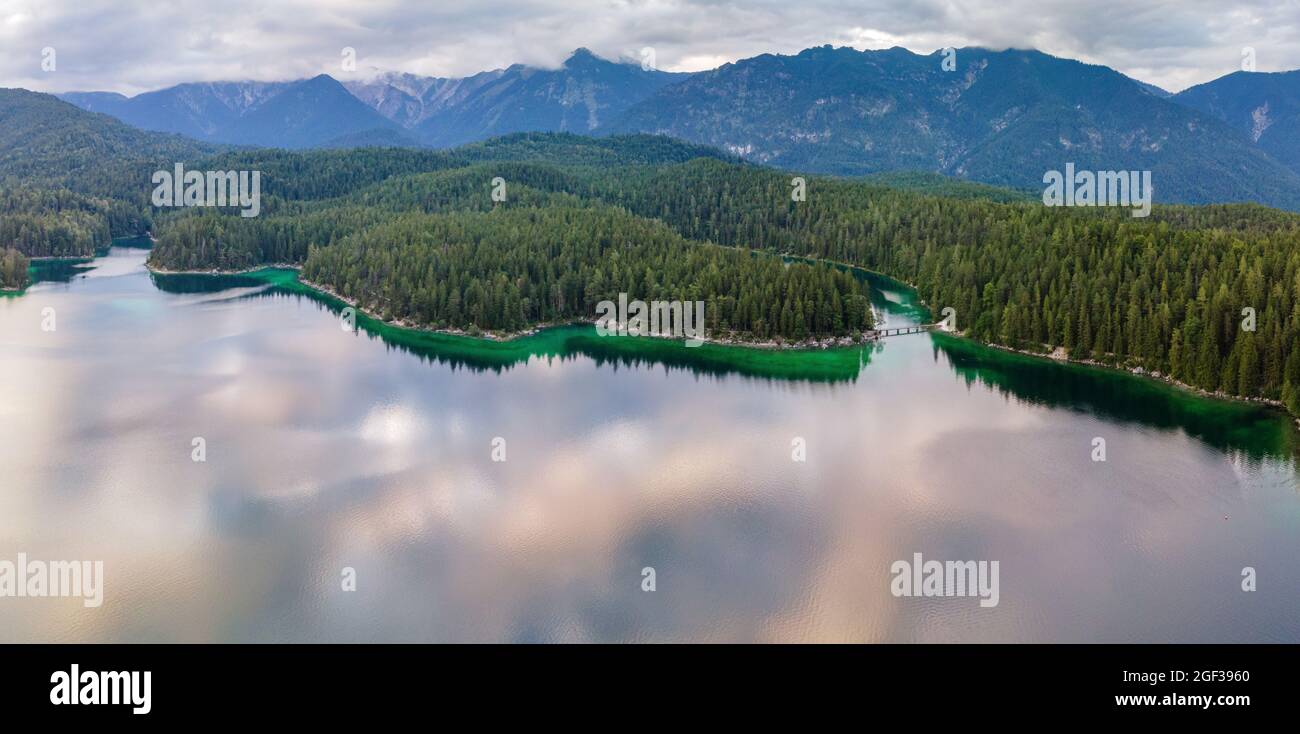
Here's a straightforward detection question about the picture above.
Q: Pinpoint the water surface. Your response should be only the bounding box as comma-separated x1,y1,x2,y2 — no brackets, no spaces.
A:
1,246,1297,642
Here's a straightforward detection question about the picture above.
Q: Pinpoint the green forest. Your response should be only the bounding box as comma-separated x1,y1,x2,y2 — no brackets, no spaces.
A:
0,247,29,290
3,108,1299,411
144,142,876,341
604,161,1300,411
300,206,872,338
0,189,121,257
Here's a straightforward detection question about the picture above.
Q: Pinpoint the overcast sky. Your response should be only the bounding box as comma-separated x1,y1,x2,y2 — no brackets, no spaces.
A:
2,0,1297,95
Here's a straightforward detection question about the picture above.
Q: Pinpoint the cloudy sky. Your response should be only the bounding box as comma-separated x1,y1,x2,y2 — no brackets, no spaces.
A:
2,0,1297,95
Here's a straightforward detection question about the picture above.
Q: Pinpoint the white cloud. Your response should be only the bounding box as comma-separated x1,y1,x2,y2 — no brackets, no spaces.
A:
1,0,1295,95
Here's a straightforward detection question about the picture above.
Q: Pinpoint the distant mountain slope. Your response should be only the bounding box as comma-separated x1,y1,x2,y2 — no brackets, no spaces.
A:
60,76,398,149
343,70,506,128
228,75,400,148
58,91,131,115
342,72,442,127
0,88,213,189
62,81,291,141
1172,70,1300,175
603,46,1300,209
412,49,692,147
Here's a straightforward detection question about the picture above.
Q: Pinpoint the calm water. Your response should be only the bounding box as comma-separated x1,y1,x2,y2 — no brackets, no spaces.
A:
2,245,1297,642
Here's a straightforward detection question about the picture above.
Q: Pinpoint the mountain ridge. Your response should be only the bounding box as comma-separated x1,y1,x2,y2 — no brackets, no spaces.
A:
600,45,1300,208
45,45,1300,208
59,75,398,149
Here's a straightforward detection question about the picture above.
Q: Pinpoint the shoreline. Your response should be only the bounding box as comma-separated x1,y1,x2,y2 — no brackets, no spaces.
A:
26,234,154,263
144,261,877,352
147,262,303,276
790,252,1300,424
143,258,1299,424
29,255,97,262
974,338,1297,421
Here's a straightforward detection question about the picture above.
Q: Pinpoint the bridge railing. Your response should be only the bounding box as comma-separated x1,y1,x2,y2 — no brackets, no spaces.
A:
865,323,942,338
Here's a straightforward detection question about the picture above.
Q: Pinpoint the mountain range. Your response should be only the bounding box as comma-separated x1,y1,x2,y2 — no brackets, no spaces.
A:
59,48,683,150
47,46,1300,209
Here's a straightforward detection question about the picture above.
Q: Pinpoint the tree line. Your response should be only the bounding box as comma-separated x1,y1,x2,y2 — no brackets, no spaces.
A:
300,206,872,340
597,158,1300,411
0,188,130,257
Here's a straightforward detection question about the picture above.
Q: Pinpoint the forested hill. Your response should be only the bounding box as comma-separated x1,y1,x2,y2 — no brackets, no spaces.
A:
0,86,723,256
145,136,871,342
0,89,216,256
139,134,1300,413
299,207,872,339
0,89,214,190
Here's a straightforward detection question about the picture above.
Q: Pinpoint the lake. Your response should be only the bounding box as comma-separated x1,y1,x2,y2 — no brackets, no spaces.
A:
1,244,1297,642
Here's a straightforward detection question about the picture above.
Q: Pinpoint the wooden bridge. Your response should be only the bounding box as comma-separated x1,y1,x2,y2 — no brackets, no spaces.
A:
866,323,941,339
